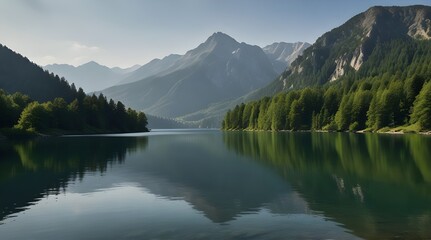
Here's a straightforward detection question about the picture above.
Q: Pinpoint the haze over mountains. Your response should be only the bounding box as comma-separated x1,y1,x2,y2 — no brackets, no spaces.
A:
43,62,141,92
100,32,276,117
91,33,308,126
2,5,431,130
41,33,309,127
118,54,182,85
9,5,431,129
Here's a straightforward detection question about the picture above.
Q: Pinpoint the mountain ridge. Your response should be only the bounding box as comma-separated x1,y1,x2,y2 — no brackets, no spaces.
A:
44,61,141,92
222,5,431,132
262,5,431,95
99,32,279,119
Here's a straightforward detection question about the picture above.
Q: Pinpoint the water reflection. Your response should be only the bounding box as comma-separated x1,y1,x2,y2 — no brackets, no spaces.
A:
3,131,429,239
0,137,148,221
223,131,431,239
0,133,308,226
88,133,306,223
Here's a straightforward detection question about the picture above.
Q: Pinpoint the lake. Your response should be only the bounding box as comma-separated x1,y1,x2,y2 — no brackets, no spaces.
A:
1,130,431,239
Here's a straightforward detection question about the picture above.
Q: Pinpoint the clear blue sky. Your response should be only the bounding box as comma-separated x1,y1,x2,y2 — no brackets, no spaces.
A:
0,0,429,67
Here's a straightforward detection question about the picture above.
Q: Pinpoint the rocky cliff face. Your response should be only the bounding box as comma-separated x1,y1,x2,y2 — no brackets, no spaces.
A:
265,5,431,93
263,42,310,74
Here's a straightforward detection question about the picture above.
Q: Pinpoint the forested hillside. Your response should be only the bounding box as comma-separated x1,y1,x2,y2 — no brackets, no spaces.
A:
223,6,431,132
0,44,78,102
223,35,431,132
0,44,148,135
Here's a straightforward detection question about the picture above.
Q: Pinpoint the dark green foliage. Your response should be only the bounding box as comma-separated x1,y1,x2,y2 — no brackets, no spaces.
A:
1,90,148,133
335,94,353,131
0,127,37,140
0,44,78,102
0,90,30,128
0,43,148,134
223,75,431,132
351,90,372,129
223,37,431,132
404,75,425,113
410,81,431,130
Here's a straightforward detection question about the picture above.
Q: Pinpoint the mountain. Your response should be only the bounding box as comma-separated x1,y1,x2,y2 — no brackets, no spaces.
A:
258,5,431,96
119,42,310,87
0,44,148,134
117,54,182,85
110,64,141,75
222,5,431,132
0,44,77,102
44,61,138,92
100,32,278,119
174,42,310,127
263,42,311,74
146,114,193,129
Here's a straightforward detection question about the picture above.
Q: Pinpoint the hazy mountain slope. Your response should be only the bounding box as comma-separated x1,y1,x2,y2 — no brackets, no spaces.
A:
146,114,193,129
110,64,141,75
44,61,132,92
117,54,181,85
176,42,311,127
100,32,277,118
263,42,311,74
0,44,77,102
177,87,268,127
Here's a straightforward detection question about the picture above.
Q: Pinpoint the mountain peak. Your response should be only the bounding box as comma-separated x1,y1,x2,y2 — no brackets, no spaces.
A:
266,5,431,93
358,5,431,40
182,32,240,60
206,32,238,46
210,31,233,39
81,61,102,67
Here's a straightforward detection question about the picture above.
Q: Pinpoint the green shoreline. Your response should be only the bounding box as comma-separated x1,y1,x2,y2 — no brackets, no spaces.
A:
222,128,431,135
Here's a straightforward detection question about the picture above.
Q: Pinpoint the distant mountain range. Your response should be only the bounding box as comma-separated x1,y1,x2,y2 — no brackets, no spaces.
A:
117,41,309,88
41,32,309,127
94,33,309,125
43,62,141,92
118,54,182,85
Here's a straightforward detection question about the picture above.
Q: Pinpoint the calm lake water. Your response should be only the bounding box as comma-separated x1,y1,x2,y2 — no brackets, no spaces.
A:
1,129,431,239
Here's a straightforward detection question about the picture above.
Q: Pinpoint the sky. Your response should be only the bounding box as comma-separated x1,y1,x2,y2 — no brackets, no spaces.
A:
0,0,430,68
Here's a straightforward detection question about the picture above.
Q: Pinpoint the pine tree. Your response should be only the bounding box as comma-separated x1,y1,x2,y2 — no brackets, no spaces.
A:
410,81,431,130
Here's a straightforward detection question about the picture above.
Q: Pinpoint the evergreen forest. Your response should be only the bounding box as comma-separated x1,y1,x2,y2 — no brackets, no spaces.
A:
222,40,431,132
0,89,148,135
